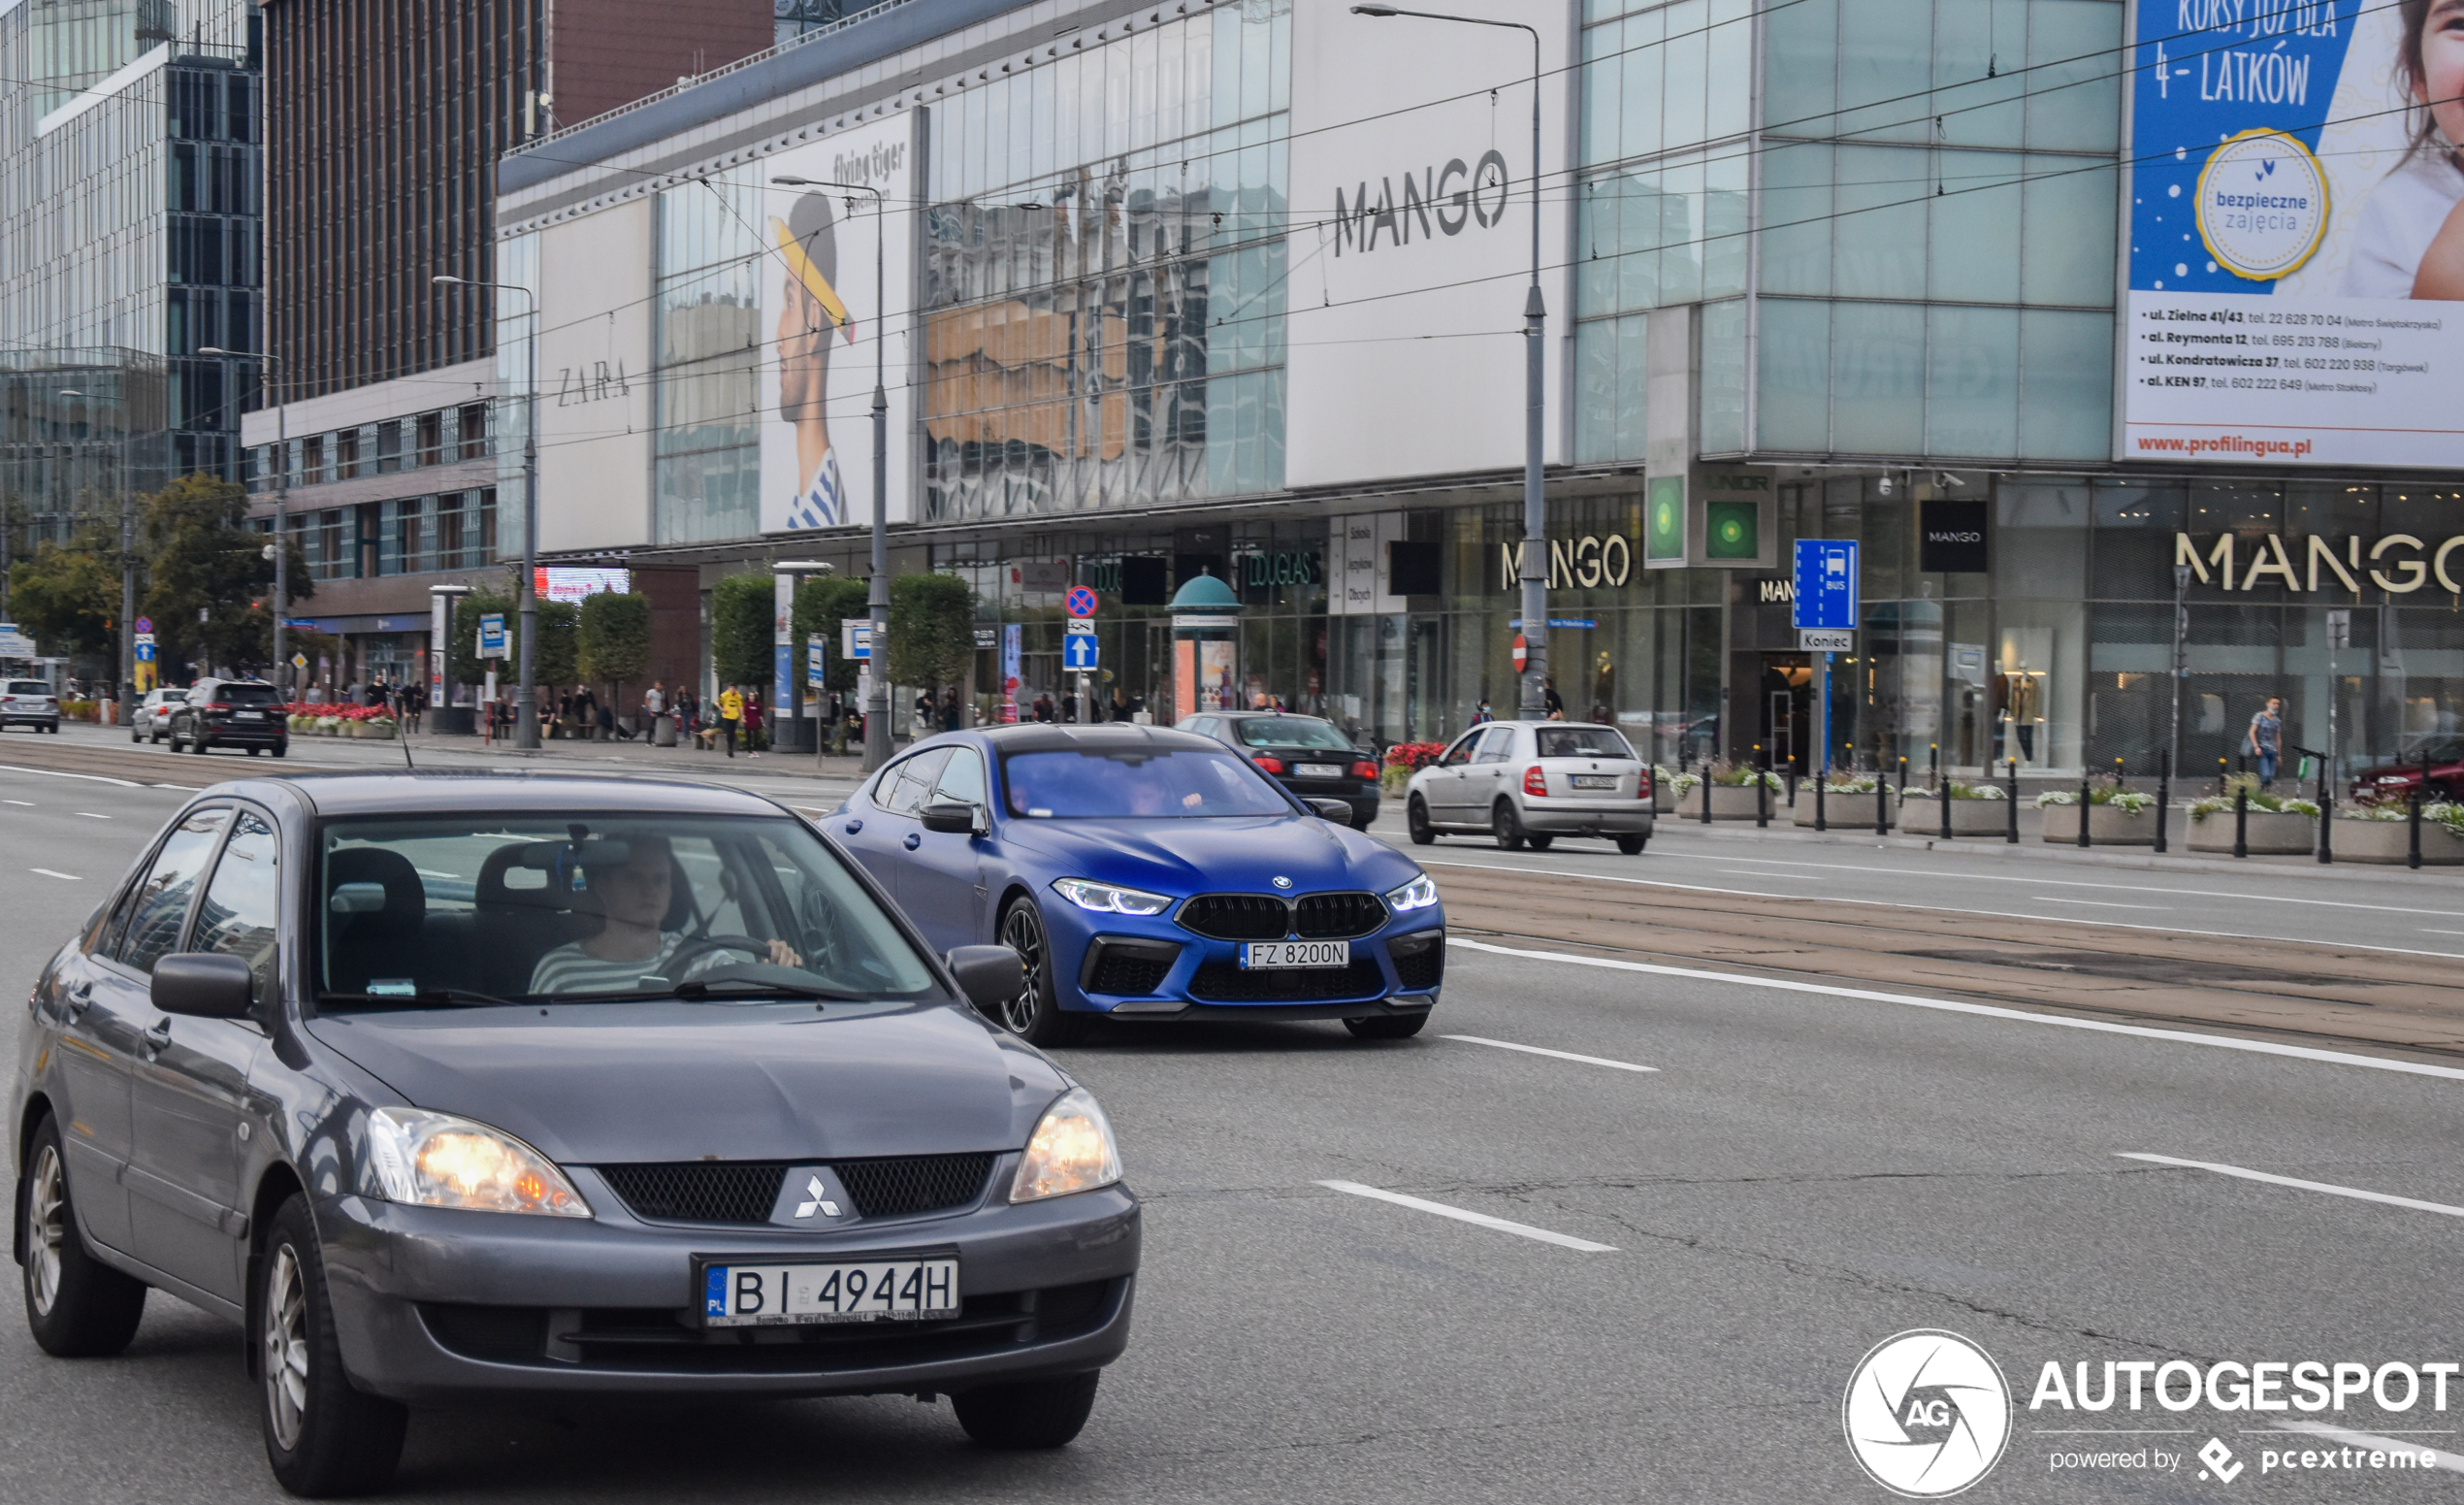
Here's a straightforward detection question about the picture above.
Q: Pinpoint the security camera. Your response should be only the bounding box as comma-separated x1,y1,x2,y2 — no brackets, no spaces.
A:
1876,474,1894,498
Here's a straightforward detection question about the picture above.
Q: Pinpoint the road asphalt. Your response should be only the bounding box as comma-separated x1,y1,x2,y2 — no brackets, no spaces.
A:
1,748,2457,1502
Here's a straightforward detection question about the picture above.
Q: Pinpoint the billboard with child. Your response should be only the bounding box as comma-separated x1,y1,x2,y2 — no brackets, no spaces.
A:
2124,0,2464,466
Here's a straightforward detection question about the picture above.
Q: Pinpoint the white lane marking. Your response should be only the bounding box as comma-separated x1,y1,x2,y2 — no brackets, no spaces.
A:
2032,896,2161,910
1442,1034,1659,1073
1446,937,2464,1084
1720,869,1819,878
1414,858,2464,962
1314,1180,1618,1252
75,811,110,820
2420,929,2464,937
29,867,81,881
2267,1422,2464,1472
2,799,30,805
2116,1154,2464,1219
0,763,142,788
1644,849,2464,917
151,782,190,790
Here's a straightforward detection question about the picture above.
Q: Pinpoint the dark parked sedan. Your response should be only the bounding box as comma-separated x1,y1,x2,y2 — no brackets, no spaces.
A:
1179,710,1382,827
2351,735,2464,805
15,773,1136,1495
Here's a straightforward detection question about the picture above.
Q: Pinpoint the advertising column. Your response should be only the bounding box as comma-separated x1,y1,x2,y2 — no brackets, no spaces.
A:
2124,0,2464,465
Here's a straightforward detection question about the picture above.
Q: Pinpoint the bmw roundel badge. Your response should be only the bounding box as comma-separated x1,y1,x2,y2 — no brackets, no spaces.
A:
1272,875,1293,889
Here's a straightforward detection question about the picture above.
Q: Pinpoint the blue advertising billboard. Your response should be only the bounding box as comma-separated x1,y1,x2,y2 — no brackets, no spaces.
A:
2124,0,2463,466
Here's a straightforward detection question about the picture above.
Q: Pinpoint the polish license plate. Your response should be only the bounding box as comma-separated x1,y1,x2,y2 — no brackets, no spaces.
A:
1571,773,1619,790
237,711,264,721
701,1257,958,1326
1297,763,1344,779
1241,939,1349,969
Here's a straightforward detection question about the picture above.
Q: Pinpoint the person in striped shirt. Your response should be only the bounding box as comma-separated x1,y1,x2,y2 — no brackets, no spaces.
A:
527,832,799,997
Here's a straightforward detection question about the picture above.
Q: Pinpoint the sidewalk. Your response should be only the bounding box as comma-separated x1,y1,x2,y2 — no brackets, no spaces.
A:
46,716,878,782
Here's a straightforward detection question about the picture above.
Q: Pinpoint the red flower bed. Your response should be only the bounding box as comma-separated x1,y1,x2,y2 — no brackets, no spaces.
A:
281,702,396,721
1382,741,1447,770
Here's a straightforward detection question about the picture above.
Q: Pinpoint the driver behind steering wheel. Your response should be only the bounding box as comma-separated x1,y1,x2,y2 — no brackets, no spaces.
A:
527,832,800,996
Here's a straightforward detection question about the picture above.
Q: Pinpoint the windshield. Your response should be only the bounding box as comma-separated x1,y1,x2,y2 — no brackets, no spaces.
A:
1233,717,1356,752
1003,747,1295,818
1535,726,1637,760
218,683,281,706
315,814,936,1009
6,681,49,696
2399,736,2464,766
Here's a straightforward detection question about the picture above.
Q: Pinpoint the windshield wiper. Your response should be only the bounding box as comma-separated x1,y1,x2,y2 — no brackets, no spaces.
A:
320,987,518,1009
669,978,868,1002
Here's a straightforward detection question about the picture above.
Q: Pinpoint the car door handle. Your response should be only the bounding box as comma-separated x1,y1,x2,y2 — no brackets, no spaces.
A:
143,1019,172,1052
903,833,922,850
844,820,862,834
65,981,92,1020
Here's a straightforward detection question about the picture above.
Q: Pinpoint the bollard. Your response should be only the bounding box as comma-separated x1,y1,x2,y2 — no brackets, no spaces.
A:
2078,776,2091,848
1929,741,1939,794
2219,757,2229,796
1939,763,1953,842
1878,763,1892,836
1756,745,1769,829
1786,764,1798,813
1702,765,1714,824
2233,786,2249,859
2410,787,2424,869
2154,749,2172,855
1816,768,1828,833
2005,758,2020,843
2317,764,2333,865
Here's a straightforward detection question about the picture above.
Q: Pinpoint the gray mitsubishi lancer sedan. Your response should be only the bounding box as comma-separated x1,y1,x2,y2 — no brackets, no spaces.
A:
13,773,1138,1497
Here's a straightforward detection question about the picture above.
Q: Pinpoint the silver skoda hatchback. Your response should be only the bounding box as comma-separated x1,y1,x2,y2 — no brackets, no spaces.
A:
1403,721,1655,854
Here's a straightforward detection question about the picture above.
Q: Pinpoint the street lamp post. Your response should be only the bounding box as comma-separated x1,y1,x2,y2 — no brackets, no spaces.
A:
1352,4,1547,716
200,347,288,693
61,386,137,724
434,276,540,747
771,175,891,771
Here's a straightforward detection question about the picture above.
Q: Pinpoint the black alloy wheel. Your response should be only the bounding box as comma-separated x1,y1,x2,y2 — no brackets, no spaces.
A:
19,1117,146,1358
953,1371,1102,1448
994,900,1089,1047
168,719,185,753
1345,1013,1428,1040
258,1194,406,1495
1492,799,1527,851
1406,796,1435,846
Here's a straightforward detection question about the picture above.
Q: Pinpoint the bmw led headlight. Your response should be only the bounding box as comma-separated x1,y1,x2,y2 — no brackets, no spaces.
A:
1384,874,1440,913
364,1107,592,1217
1010,1088,1123,1203
1051,877,1173,916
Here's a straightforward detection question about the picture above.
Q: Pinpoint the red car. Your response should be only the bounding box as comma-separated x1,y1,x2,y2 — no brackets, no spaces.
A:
2351,736,2464,805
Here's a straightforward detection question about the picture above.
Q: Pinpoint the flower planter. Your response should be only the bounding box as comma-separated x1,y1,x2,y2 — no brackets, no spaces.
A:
1792,791,1891,829
1680,783,1779,820
2038,803,2157,845
2330,817,2464,865
1900,797,2015,835
2186,808,2314,855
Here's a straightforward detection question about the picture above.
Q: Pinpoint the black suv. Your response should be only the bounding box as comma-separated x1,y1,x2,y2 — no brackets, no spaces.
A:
168,676,288,756
1181,710,1381,828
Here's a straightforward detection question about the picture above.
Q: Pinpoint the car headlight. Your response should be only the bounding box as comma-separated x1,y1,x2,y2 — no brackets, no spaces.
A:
1010,1088,1122,1203
1051,877,1174,916
364,1107,592,1218
1384,874,1440,913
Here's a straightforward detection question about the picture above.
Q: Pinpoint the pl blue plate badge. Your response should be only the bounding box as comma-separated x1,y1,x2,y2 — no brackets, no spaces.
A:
2192,129,2329,282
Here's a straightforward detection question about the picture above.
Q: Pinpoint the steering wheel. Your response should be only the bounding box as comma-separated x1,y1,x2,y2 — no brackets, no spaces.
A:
661,933,794,978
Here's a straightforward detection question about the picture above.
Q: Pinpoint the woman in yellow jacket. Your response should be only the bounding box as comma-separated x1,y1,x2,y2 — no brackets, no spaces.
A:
718,684,744,758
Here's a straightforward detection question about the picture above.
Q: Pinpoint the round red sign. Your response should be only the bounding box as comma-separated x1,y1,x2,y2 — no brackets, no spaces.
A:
1511,634,1528,673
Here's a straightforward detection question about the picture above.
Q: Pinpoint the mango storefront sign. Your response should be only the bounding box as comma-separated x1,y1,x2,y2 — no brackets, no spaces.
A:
1496,535,1635,591
2175,533,2464,593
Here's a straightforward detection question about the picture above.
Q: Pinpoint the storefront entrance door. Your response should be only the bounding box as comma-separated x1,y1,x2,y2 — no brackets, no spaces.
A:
1761,655,1812,773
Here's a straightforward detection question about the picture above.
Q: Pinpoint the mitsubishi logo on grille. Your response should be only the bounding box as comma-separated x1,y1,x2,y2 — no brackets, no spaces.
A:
1272,875,1293,889
793,1175,842,1220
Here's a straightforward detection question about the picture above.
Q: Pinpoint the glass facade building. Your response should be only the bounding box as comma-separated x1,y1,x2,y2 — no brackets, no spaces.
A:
499,0,2464,782
0,0,258,529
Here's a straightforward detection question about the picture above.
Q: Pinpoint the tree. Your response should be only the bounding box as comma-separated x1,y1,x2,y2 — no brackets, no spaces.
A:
792,575,871,696
446,579,516,689
576,591,651,711
7,525,119,666
534,599,580,691
710,572,773,691
140,473,310,679
888,572,976,697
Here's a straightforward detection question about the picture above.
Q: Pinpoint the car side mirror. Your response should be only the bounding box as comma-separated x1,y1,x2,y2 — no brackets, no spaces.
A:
151,952,256,1019
920,800,983,835
945,945,1023,1016
1308,799,1354,824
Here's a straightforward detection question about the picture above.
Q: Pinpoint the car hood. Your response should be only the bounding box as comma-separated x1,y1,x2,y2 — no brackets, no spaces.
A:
995,813,1420,896
305,1001,1069,1163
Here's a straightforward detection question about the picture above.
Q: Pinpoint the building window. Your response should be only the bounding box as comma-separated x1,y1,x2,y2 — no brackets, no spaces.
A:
337,427,361,477
415,410,442,467
301,434,324,485
457,403,489,461
375,421,403,474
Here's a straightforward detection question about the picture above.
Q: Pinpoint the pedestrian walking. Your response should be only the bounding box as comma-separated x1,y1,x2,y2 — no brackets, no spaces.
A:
743,691,764,754
2248,695,2284,788
941,687,962,733
718,683,743,757
641,681,665,745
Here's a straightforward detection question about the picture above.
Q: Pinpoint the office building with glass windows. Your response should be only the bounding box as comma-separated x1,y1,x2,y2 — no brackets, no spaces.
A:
0,0,258,536
494,0,2464,784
